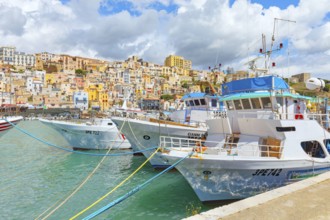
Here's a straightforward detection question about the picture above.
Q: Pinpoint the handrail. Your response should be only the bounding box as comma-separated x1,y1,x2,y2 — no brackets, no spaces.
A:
160,136,283,158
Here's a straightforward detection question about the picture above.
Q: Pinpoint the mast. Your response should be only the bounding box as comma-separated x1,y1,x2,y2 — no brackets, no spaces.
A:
266,18,296,72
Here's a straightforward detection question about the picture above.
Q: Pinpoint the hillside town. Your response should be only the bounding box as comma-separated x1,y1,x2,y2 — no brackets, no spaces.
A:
0,46,317,113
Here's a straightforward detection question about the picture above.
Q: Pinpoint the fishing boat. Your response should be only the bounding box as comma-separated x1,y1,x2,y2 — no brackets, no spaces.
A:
112,91,222,168
39,118,131,150
0,116,23,137
158,19,330,200
159,74,330,201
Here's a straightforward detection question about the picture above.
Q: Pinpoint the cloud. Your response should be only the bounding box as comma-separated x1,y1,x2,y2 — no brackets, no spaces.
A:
0,0,329,77
0,5,26,35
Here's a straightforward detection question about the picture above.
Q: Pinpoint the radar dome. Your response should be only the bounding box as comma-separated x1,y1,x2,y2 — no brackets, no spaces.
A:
305,78,325,91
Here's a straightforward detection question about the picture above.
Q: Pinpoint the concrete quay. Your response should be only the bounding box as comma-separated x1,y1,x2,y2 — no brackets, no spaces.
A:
185,171,330,220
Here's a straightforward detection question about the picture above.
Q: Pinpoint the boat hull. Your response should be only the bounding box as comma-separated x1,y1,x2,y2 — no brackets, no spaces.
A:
0,116,23,137
112,117,207,168
39,118,131,150
163,153,330,201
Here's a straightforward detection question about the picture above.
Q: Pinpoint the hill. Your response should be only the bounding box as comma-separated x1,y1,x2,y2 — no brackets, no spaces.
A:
290,82,330,98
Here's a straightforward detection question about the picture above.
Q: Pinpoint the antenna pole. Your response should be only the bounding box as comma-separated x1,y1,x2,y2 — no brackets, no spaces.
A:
267,17,296,72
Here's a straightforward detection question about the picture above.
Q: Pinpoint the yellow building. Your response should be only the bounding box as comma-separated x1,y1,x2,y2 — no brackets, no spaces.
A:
225,71,250,82
98,91,109,111
45,73,57,85
161,82,170,94
142,73,151,84
164,55,192,70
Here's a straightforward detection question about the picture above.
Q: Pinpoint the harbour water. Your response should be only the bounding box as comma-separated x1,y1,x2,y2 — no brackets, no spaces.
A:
0,121,224,220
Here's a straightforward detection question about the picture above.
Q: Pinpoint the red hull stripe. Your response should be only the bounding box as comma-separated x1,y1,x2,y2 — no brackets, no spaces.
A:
0,126,11,132
0,124,12,129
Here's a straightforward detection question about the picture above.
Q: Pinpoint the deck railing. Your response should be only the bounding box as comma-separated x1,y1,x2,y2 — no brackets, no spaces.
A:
160,136,283,158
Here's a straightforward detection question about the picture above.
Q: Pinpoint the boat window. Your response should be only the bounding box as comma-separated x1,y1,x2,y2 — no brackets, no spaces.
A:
276,97,284,106
301,141,325,158
189,100,194,106
200,99,206,105
185,101,190,106
211,99,217,107
251,98,262,109
226,101,234,110
108,123,113,125
324,139,330,153
261,97,272,109
194,99,200,106
241,99,251,109
276,127,296,132
233,100,242,110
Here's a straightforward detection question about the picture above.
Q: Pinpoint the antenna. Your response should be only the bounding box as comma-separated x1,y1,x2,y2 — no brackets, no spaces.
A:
264,18,296,74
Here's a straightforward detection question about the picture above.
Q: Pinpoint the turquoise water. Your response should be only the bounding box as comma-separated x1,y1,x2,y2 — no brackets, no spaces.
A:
0,121,222,220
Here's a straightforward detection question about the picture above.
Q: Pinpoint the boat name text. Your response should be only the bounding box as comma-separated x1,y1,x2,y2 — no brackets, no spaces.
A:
85,130,100,135
188,133,205,139
252,169,282,176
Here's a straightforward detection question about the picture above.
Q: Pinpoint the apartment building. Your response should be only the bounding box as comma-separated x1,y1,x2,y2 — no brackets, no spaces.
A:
164,55,192,70
0,46,35,67
73,91,88,111
290,73,311,83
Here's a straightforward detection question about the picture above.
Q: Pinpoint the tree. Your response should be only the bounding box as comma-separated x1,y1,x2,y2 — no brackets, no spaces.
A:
161,94,174,101
323,84,330,92
181,81,189,89
75,69,87,76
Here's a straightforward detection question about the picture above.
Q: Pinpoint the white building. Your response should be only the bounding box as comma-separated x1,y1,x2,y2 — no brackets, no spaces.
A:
0,46,15,64
123,69,131,84
73,91,88,111
14,52,35,67
0,46,35,67
34,70,46,83
26,77,43,95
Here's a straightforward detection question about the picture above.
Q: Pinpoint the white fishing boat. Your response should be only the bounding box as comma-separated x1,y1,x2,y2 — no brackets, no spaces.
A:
0,116,23,137
112,92,222,168
112,116,208,168
39,118,131,150
159,75,330,201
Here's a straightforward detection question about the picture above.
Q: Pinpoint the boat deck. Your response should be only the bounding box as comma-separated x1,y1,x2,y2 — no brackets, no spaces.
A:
185,171,330,220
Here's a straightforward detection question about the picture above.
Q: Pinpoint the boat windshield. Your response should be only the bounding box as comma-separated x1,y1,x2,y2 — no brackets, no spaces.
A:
324,139,330,153
301,141,325,158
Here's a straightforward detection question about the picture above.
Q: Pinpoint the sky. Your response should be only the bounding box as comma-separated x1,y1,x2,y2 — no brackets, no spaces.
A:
0,0,329,79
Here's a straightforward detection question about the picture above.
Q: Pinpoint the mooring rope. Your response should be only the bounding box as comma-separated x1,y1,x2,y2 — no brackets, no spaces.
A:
69,146,162,220
82,151,194,220
35,118,130,219
4,119,157,156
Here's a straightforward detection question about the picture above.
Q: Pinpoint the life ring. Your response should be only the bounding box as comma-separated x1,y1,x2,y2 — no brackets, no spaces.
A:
295,114,304,120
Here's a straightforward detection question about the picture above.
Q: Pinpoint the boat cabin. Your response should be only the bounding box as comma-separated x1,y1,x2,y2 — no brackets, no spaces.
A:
169,92,223,125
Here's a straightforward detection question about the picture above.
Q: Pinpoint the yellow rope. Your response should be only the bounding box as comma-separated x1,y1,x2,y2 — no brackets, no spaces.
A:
69,146,160,220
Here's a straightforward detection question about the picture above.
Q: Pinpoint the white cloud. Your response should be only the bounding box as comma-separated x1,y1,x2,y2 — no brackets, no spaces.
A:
0,0,329,77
